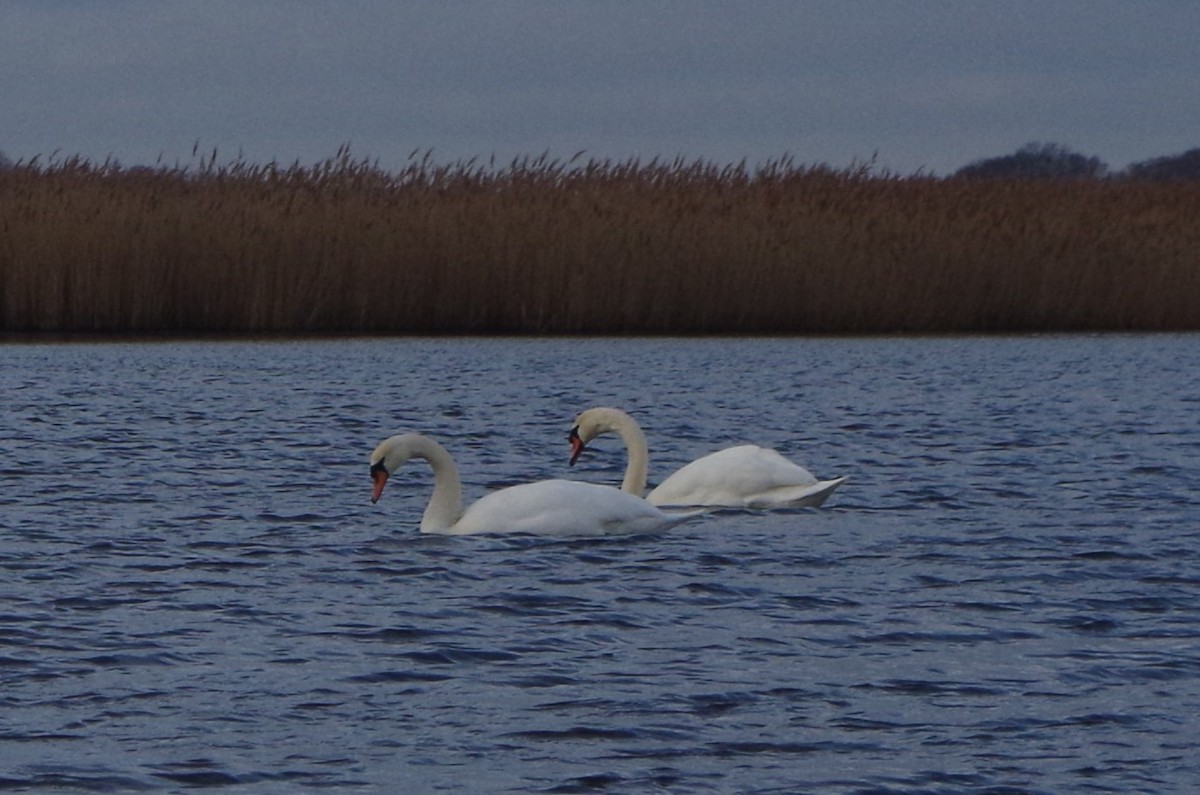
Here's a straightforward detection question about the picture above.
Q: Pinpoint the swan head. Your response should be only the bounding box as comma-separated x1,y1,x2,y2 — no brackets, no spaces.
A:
369,433,422,503
568,407,619,465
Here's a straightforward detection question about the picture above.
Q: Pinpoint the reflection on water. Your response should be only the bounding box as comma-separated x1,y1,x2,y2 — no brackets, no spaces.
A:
2,335,1199,792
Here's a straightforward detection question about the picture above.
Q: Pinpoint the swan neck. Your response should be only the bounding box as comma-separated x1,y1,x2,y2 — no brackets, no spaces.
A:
612,413,649,497
415,437,464,532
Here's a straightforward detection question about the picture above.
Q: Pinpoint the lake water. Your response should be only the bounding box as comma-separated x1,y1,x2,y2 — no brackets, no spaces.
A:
2,335,1199,793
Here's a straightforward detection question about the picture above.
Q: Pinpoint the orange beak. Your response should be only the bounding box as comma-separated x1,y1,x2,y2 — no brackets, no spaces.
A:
371,467,389,503
568,428,585,466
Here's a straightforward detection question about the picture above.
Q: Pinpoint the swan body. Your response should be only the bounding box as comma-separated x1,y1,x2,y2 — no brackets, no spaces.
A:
370,432,694,536
568,407,846,509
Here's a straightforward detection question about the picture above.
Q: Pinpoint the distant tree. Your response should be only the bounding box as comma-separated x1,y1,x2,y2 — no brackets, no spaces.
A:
1121,148,1200,181
953,142,1108,180
0,150,12,170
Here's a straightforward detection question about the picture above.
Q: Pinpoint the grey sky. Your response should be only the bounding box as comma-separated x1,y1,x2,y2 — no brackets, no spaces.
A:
3,1,1198,175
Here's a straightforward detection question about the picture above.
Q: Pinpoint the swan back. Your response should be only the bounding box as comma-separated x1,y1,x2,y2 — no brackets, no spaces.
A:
647,445,845,509
453,479,693,536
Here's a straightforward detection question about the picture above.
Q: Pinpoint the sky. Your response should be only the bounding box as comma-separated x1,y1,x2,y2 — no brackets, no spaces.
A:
3,1,1199,176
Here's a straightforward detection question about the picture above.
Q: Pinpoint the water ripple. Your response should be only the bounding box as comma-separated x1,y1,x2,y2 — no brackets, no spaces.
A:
2,335,1200,792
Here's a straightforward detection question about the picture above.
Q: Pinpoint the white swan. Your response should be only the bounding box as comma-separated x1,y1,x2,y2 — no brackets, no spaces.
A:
370,432,696,536
568,407,846,509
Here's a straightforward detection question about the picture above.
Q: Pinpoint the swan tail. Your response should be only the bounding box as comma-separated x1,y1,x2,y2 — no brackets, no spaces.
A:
745,477,847,509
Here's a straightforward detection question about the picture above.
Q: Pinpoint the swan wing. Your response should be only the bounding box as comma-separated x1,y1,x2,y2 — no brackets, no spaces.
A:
647,445,841,508
446,479,694,536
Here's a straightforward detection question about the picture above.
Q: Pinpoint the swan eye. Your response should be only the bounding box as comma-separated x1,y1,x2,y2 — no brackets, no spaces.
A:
568,426,581,443
369,460,388,476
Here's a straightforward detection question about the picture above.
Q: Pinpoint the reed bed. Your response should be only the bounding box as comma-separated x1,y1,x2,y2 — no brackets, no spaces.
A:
2,150,1199,334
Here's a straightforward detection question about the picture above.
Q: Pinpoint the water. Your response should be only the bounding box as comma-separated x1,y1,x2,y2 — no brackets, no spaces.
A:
2,335,1199,793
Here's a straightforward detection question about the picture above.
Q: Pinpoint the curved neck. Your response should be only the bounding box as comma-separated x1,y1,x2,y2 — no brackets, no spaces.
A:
412,436,464,532
600,409,649,496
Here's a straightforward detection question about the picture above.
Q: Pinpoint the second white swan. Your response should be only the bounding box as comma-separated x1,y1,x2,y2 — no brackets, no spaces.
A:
568,407,846,509
370,432,696,536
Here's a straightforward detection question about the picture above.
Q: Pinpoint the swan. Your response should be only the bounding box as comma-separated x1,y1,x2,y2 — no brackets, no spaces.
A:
369,432,697,536
567,407,846,509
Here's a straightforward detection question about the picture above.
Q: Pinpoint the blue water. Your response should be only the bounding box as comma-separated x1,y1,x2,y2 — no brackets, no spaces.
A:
2,335,1199,793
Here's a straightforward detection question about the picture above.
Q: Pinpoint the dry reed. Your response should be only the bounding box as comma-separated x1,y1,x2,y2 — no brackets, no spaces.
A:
2,150,1199,334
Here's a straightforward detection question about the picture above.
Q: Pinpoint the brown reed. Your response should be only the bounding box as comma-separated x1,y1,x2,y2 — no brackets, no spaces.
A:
2,150,1199,335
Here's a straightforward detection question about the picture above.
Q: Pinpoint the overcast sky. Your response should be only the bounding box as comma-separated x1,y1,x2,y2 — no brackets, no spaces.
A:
4,1,1198,176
